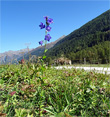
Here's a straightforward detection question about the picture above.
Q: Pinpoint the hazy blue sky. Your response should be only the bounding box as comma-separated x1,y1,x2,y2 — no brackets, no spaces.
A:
1,0,109,53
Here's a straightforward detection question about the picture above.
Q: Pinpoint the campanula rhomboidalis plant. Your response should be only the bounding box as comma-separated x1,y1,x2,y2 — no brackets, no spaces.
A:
39,16,53,47
38,16,53,84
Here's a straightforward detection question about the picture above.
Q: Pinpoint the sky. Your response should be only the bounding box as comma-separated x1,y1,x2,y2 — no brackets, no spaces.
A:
0,0,109,53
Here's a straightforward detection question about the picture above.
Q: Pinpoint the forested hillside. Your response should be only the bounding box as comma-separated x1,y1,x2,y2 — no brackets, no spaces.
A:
67,41,110,64
46,10,110,64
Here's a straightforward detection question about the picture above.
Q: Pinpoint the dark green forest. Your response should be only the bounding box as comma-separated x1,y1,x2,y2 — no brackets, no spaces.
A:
67,41,110,64
45,10,110,64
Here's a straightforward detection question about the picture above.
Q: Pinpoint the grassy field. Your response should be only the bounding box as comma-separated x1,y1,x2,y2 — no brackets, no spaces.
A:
0,63,110,117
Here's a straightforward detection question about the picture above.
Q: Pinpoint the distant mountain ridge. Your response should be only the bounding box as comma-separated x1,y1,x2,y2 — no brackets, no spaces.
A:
0,48,33,64
0,35,65,64
17,35,66,61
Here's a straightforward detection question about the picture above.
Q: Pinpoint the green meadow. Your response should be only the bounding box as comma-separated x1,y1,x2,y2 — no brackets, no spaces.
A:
0,63,110,117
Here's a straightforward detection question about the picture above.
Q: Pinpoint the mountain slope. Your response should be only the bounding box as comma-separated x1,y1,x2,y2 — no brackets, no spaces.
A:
17,35,65,61
0,48,33,64
46,10,110,62
67,41,110,64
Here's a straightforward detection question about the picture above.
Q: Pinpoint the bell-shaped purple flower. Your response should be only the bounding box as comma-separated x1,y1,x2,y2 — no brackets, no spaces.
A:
47,18,53,24
39,40,43,46
46,26,51,32
44,16,48,20
45,34,51,41
39,22,45,29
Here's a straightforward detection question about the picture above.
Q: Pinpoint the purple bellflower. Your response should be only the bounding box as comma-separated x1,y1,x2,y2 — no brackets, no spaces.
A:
39,41,43,46
47,18,53,24
46,26,51,32
44,16,53,25
38,16,53,45
39,22,45,29
45,34,51,41
44,16,48,20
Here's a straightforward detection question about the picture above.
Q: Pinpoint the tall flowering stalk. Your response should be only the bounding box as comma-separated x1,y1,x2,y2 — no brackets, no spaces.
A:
39,16,53,58
38,16,53,83
39,16,53,50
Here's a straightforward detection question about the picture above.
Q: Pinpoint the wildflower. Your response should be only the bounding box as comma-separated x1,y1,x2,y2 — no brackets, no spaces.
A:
9,91,16,96
39,41,43,46
45,34,51,41
21,59,24,64
42,110,47,114
47,18,53,24
39,22,45,29
44,16,48,20
38,16,53,45
44,16,53,25
46,26,51,32
19,59,25,64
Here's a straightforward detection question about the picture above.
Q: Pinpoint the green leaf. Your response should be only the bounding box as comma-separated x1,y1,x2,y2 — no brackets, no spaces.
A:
90,84,95,89
42,77,47,80
55,112,65,117
32,64,35,70
44,49,48,53
86,88,91,93
43,56,46,59
78,97,82,101
41,66,45,71
43,107,55,115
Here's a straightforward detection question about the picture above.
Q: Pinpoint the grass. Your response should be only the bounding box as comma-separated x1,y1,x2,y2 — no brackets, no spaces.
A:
0,63,110,117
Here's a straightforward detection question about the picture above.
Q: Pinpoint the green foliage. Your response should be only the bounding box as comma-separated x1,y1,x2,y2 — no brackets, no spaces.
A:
44,57,54,66
67,41,110,64
0,64,110,116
